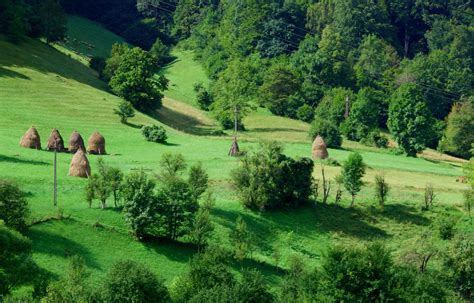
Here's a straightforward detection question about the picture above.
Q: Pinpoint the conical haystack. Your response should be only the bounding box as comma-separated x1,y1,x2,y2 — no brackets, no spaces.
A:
312,135,329,160
46,128,65,151
68,131,85,153
20,127,41,150
69,149,91,178
87,131,106,155
228,137,240,157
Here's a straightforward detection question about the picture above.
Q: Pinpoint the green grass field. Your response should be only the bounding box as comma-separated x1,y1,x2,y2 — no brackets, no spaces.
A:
0,16,472,292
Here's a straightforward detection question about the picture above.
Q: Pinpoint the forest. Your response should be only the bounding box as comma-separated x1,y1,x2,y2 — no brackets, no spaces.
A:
0,0,473,302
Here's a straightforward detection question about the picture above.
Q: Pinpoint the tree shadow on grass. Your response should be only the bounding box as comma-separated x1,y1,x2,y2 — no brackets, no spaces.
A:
141,237,197,263
249,127,306,133
28,222,101,270
124,121,143,129
146,104,218,136
1,38,109,93
0,66,30,79
213,203,388,244
0,154,50,166
377,204,431,226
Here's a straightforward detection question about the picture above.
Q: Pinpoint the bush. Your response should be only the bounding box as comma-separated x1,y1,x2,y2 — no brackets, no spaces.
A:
114,101,135,124
150,37,170,65
231,142,314,210
361,131,389,148
194,83,213,111
439,101,474,159
296,104,314,122
437,217,455,240
309,117,342,148
89,56,106,77
0,180,29,233
342,153,366,206
142,125,168,143
101,260,170,303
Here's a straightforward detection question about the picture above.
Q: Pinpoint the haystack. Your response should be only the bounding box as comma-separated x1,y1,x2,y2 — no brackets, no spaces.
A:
68,149,91,178
87,131,106,155
312,135,329,160
20,127,41,150
46,128,65,151
68,131,85,153
228,137,240,157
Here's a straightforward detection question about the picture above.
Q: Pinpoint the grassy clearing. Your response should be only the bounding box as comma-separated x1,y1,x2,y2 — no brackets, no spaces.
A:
0,19,471,291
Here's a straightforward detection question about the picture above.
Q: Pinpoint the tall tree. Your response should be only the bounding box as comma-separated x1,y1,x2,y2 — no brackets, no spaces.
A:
388,84,434,156
39,0,67,43
439,100,474,159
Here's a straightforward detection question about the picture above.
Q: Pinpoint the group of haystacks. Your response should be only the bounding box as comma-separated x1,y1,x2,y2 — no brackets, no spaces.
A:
20,127,107,178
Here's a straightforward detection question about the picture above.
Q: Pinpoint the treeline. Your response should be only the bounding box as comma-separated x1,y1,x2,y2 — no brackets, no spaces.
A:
0,0,66,43
176,0,474,158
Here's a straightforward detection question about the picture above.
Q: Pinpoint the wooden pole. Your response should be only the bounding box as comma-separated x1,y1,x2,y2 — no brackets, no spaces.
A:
53,139,58,207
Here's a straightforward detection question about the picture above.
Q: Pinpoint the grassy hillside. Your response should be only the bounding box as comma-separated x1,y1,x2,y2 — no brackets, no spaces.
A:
0,19,471,292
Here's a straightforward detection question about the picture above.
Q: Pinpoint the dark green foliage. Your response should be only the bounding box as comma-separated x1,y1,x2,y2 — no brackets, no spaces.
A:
43,256,93,303
231,142,314,210
296,104,314,123
309,118,342,149
280,257,320,302
103,43,130,81
362,131,389,148
101,260,170,303
341,153,366,206
315,87,355,127
187,163,208,199
0,0,27,43
109,47,168,110
85,159,123,208
374,174,389,207
172,246,234,302
114,101,135,124
437,217,455,240
388,84,434,157
0,180,29,233
443,236,473,300
141,125,167,143
190,194,214,252
123,154,207,241
259,63,302,118
150,37,171,65
341,87,385,142
439,101,474,159
89,56,106,77
122,171,157,238
193,83,213,111
172,247,272,303
121,19,161,50
39,0,67,43
0,226,37,298
321,242,401,302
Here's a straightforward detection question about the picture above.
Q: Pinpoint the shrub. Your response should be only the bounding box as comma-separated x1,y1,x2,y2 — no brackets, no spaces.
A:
362,131,389,148
89,56,106,77
113,101,135,124
231,142,314,210
309,117,342,148
150,37,170,65
439,101,474,159
194,83,213,111
101,260,170,303
341,153,366,206
423,184,436,211
296,104,314,122
142,125,168,143
443,236,473,299
374,174,389,208
0,180,29,233
437,217,455,240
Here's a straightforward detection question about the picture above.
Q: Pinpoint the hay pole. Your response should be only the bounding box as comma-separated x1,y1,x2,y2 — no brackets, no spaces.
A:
53,138,59,207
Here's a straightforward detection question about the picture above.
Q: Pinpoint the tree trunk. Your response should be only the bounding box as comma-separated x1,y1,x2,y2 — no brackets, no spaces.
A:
351,194,355,207
404,27,410,58
101,199,106,209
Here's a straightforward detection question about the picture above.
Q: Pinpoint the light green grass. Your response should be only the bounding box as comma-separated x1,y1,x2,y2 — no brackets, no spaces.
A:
0,27,471,293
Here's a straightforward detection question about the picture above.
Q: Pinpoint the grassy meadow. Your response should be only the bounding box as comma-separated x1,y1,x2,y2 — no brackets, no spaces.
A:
0,17,471,291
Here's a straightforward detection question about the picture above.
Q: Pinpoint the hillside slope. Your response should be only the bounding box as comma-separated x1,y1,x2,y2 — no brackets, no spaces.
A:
0,34,470,289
